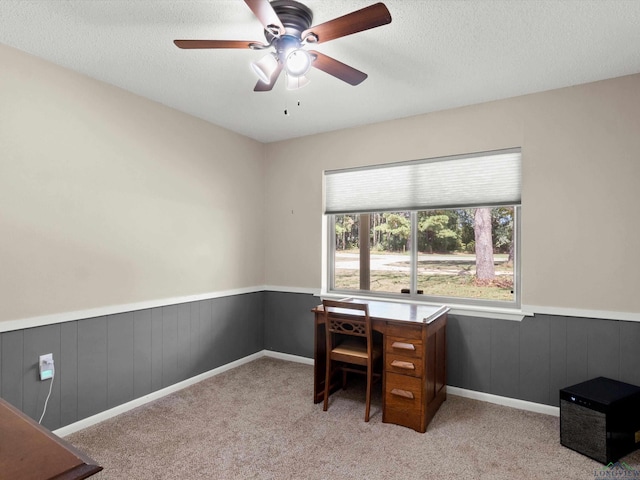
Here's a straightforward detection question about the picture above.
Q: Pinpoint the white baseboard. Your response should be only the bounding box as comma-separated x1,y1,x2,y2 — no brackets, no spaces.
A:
264,350,314,365
447,386,560,417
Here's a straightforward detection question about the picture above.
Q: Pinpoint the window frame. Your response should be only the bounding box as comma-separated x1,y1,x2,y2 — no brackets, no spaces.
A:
326,206,521,310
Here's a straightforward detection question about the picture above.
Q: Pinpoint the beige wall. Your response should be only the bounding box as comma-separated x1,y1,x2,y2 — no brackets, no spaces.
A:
0,45,265,322
3,42,639,322
264,74,640,315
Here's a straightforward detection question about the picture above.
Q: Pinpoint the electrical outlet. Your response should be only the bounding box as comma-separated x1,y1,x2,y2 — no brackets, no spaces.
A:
39,353,54,381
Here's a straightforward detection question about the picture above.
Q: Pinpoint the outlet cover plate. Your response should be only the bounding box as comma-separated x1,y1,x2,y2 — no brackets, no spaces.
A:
39,353,54,380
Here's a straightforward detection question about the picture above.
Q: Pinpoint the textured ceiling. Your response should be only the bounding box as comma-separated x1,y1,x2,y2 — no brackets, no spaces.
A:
2,1,640,143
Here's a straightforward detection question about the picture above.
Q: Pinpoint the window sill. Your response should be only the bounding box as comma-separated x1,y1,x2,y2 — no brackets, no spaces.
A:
319,291,530,321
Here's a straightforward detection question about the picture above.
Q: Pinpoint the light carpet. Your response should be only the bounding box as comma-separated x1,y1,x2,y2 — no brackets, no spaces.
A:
67,357,640,479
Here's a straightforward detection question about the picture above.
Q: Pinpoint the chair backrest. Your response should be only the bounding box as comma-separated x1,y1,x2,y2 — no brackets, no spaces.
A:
322,299,372,345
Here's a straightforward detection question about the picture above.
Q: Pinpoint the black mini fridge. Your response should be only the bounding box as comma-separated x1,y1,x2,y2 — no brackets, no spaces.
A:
560,376,640,464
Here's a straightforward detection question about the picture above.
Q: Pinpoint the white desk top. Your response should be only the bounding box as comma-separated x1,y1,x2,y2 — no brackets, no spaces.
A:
329,298,449,324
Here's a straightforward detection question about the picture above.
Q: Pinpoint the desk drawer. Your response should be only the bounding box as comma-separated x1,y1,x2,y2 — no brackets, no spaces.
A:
385,336,423,359
386,322,422,339
385,353,423,378
385,372,423,417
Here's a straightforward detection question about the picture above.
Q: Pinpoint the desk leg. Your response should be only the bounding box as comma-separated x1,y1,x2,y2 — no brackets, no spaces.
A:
313,316,327,403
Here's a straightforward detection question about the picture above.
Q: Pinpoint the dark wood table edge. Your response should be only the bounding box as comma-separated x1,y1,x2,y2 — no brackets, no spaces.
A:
0,397,103,479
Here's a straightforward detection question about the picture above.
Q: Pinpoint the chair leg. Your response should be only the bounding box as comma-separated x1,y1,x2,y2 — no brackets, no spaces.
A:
365,366,372,422
342,369,347,389
323,359,331,412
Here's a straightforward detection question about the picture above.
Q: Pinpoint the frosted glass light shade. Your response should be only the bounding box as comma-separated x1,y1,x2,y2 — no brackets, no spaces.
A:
286,73,310,90
251,54,278,83
285,49,311,77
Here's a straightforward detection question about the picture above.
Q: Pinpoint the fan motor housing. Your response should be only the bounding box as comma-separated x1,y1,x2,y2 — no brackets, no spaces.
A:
265,0,313,41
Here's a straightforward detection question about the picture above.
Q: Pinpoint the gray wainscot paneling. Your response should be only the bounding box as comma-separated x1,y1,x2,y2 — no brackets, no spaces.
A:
449,312,639,408
151,307,164,392
0,292,264,430
586,317,620,380
161,304,179,389
107,312,135,409
566,316,589,387
133,309,152,399
620,321,640,387
60,321,79,426
263,291,319,359
2,330,25,412
78,316,108,421
548,315,568,407
519,315,550,405
457,315,492,393
490,317,520,399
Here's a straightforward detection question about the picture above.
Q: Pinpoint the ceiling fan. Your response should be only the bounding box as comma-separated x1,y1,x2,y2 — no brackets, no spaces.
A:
174,0,392,92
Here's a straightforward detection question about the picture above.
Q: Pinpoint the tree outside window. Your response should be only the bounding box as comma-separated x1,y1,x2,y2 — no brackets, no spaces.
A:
332,206,517,304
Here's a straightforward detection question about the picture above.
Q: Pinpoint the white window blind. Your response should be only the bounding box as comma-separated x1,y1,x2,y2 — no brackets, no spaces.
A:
324,148,521,214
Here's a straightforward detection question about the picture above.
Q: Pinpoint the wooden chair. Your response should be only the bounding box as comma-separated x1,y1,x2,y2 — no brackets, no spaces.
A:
322,299,382,422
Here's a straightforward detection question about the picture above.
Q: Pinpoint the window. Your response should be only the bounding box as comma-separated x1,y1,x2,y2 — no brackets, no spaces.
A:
325,149,521,307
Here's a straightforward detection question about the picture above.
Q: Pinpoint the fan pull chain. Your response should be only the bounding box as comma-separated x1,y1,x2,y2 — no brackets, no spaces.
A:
284,101,301,116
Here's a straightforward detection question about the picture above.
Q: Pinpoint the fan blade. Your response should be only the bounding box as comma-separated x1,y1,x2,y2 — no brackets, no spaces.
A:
174,40,264,49
254,62,284,92
309,51,367,86
244,0,285,35
302,3,391,44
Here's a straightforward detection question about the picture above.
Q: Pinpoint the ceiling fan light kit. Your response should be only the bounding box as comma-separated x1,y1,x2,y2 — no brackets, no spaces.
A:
286,72,310,91
174,0,392,92
284,48,312,77
251,53,278,83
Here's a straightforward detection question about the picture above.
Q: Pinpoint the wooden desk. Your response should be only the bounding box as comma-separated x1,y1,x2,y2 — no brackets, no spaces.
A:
0,398,102,480
313,300,448,433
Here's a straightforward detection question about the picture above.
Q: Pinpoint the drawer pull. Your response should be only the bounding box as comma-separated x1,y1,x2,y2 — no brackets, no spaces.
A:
391,341,416,351
390,360,415,370
390,388,414,399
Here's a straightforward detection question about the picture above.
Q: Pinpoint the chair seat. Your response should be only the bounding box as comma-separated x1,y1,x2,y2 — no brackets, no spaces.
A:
331,338,382,365
333,338,367,357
